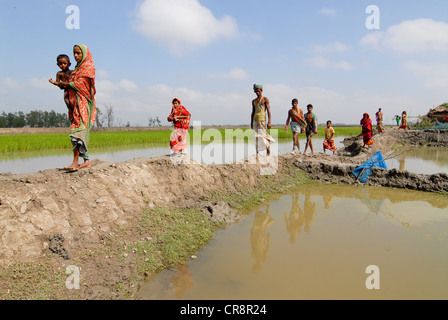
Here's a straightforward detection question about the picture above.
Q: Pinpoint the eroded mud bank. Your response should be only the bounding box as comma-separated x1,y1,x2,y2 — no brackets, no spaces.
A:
0,128,446,299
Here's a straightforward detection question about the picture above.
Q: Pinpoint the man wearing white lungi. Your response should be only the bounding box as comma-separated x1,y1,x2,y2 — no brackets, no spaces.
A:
251,84,275,158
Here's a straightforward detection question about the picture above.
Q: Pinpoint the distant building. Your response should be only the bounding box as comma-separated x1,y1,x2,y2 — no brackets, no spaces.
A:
427,104,448,123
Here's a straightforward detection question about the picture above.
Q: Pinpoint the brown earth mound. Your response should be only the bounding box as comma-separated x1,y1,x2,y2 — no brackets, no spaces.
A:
0,127,446,299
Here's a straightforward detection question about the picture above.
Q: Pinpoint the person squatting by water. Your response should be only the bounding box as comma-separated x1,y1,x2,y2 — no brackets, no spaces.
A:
51,44,97,172
49,54,73,110
285,98,306,154
361,113,374,147
303,104,318,155
167,98,191,158
323,120,337,155
251,84,275,159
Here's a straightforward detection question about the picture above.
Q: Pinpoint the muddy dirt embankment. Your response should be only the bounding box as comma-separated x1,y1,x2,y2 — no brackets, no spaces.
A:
0,157,277,268
0,127,446,299
296,128,448,192
0,128,447,267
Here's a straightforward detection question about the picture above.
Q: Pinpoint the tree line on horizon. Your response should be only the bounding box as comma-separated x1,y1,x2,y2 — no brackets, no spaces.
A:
0,106,162,129
0,110,70,128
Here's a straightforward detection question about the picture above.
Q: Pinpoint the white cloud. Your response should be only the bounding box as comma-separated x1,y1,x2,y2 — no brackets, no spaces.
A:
266,84,425,125
312,41,351,54
97,80,425,127
133,0,239,54
404,61,448,88
29,78,53,90
96,80,118,93
3,78,21,90
0,78,21,94
208,68,249,80
319,8,337,16
96,70,109,79
118,79,139,93
305,56,354,71
360,19,448,53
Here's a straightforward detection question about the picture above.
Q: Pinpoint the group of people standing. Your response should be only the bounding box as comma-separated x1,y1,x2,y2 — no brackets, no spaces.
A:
48,46,407,168
360,108,409,148
283,97,336,156
166,83,336,161
396,111,408,130
359,108,384,148
253,84,336,157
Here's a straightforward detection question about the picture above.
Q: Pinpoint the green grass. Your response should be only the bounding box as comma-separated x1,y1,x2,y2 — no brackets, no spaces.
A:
135,207,218,275
0,260,68,300
0,126,361,155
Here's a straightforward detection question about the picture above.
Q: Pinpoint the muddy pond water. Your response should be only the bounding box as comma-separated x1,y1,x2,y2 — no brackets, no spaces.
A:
138,184,448,300
2,136,447,300
1,137,447,175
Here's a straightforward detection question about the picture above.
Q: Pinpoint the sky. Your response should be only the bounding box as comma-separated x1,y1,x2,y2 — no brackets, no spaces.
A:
1,0,447,126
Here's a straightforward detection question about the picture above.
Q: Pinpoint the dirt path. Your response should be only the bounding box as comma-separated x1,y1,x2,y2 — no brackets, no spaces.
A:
0,127,446,299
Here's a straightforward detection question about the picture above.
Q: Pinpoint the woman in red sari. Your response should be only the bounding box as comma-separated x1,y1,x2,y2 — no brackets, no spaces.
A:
167,98,191,156
360,113,374,147
57,44,96,171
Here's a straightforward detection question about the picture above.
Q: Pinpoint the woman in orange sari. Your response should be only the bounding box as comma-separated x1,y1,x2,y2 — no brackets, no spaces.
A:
167,98,191,156
57,44,96,171
360,113,374,147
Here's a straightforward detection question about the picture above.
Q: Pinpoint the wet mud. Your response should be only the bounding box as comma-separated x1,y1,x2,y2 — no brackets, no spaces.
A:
0,127,446,299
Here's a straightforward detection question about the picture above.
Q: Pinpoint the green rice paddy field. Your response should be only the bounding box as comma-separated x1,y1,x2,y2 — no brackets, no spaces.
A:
0,126,361,155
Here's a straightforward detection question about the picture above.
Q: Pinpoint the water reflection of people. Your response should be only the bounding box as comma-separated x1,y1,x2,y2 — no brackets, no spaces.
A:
284,194,305,244
399,157,406,171
323,194,333,210
170,262,193,300
303,193,316,233
251,204,274,274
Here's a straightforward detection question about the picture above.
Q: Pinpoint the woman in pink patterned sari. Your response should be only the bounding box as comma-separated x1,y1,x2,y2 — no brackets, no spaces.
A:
56,44,96,171
167,98,191,156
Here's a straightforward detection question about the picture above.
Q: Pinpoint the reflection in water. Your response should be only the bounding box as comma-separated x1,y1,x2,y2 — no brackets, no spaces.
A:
282,193,318,244
385,147,448,174
284,195,304,244
138,184,448,300
283,193,320,245
399,157,406,171
251,205,274,274
1,139,447,175
170,263,193,300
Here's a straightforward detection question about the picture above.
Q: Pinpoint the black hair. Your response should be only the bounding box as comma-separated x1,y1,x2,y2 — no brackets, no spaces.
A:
292,98,298,104
307,104,313,109
327,120,332,125
57,54,71,63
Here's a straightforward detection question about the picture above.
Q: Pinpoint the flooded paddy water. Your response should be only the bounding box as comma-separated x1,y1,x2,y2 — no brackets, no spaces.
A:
138,184,448,300
1,137,447,175
1,131,447,300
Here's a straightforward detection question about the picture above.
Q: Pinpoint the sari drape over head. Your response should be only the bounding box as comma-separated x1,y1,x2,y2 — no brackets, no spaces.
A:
67,44,96,159
360,113,374,146
400,113,408,130
168,99,191,153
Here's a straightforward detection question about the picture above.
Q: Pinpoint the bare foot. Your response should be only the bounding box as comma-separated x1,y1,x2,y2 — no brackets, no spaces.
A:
64,163,79,171
64,166,79,172
79,160,91,169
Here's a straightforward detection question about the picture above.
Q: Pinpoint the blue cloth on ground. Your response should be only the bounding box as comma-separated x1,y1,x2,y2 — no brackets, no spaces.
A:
351,151,388,183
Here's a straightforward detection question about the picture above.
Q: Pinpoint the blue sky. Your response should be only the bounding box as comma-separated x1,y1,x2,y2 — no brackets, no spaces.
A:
1,0,447,126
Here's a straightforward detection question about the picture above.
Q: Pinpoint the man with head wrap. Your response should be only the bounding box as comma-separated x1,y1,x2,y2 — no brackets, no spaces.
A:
251,84,275,158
